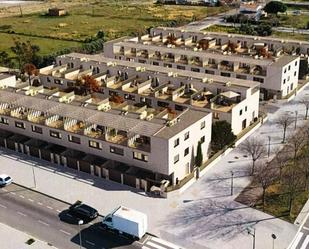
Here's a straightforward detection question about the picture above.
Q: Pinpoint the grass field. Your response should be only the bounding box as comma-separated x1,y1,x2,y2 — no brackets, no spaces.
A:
0,0,228,56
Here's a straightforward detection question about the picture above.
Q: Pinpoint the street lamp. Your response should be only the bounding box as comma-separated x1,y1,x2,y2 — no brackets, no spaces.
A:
271,234,277,249
247,226,256,249
267,136,271,158
294,111,298,129
230,171,234,196
78,220,83,249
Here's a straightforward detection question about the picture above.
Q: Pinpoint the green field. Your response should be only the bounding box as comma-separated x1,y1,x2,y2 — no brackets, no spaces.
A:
0,1,228,56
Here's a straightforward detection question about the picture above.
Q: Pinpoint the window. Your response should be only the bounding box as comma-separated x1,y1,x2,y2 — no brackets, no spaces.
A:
89,140,101,149
174,154,179,164
184,147,189,157
138,59,146,64
133,152,148,162
245,106,248,112
110,146,124,156
47,77,51,82
283,79,286,84
177,65,186,70
200,121,205,130
164,63,172,68
157,101,169,107
191,68,200,72
153,62,159,66
184,131,190,140
205,69,214,75
31,125,42,134
288,76,290,82
50,130,61,139
54,79,62,85
236,74,247,80
288,65,291,71
295,61,298,66
213,112,219,119
221,72,231,77
174,138,179,148
239,109,243,116
68,135,81,144
294,71,297,76
200,136,205,144
0,117,8,125
253,77,264,83
15,121,25,129
284,68,287,73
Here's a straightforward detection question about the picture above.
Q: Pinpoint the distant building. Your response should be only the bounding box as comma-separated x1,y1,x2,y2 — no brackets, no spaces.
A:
239,2,263,21
48,8,67,17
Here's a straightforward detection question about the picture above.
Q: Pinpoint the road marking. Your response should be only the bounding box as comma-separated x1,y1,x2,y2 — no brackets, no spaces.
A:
28,198,34,202
47,206,53,210
17,212,27,217
19,195,25,199
38,220,50,226
59,229,71,235
0,204,7,209
146,241,166,249
151,237,180,249
300,235,309,249
56,209,61,213
290,232,304,249
86,240,95,246
10,192,16,195
37,202,43,206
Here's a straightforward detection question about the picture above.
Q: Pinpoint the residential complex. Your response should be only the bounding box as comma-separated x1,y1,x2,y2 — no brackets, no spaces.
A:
104,27,301,100
0,73,211,187
44,53,260,135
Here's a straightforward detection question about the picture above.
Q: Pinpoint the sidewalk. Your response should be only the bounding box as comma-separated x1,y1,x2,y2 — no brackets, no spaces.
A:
0,222,57,249
0,84,308,249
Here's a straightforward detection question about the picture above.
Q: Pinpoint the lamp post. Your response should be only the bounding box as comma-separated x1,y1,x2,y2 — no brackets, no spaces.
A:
271,234,277,249
247,226,256,249
78,220,83,249
267,136,271,158
294,111,298,129
230,171,234,196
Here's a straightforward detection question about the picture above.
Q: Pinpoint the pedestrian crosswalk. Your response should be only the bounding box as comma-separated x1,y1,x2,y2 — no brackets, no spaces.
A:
290,232,309,249
142,236,182,249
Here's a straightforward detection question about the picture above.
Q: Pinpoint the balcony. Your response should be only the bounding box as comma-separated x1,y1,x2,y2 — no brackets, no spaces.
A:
11,107,28,120
84,125,105,140
128,135,151,152
106,129,128,145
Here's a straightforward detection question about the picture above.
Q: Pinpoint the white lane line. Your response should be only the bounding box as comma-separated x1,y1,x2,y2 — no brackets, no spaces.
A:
10,192,16,195
47,206,53,210
0,204,7,209
146,241,166,249
151,237,181,249
19,195,25,199
300,235,309,249
290,232,304,249
17,212,27,217
85,240,95,246
142,247,151,249
59,229,71,235
37,202,43,206
28,199,34,202
56,209,61,213
38,220,50,226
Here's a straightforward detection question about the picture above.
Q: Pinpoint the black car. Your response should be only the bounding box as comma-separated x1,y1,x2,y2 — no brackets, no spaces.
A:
68,201,98,221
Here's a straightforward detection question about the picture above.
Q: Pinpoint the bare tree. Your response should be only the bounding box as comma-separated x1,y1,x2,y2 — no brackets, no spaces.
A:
287,131,305,163
240,137,266,175
283,166,302,215
274,148,290,182
253,163,277,211
300,99,309,120
276,114,294,143
298,155,309,190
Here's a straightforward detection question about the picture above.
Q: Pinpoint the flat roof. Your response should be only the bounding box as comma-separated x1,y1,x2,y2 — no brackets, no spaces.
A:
0,74,14,81
61,53,260,89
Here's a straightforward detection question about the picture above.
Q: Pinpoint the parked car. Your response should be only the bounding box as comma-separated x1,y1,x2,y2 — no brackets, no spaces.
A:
68,201,98,222
0,174,12,186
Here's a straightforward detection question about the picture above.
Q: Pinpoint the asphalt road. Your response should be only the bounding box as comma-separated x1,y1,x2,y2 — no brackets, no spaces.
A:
0,183,142,249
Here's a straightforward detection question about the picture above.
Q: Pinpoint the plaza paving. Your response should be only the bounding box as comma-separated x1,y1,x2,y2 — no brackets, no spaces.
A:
0,85,308,249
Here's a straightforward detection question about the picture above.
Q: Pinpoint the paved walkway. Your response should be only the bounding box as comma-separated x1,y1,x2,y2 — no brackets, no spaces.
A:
0,85,308,249
0,222,57,249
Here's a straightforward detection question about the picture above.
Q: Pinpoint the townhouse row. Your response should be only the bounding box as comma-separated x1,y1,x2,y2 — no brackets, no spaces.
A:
0,74,211,186
104,27,302,100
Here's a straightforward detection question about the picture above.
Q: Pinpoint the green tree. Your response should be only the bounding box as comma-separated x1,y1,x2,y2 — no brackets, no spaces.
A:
195,141,203,167
264,1,287,16
0,51,13,68
10,38,40,68
211,121,237,151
